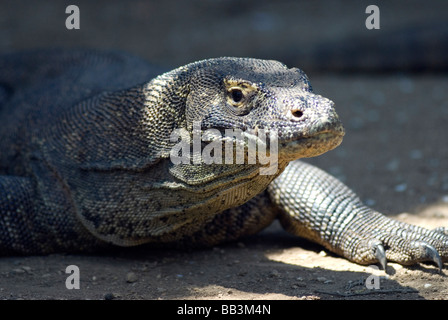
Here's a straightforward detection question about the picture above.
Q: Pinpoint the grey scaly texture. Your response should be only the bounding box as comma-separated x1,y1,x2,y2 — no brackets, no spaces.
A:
0,49,446,270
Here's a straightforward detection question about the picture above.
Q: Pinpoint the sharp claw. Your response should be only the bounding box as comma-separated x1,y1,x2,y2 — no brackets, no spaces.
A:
373,242,387,270
420,242,443,272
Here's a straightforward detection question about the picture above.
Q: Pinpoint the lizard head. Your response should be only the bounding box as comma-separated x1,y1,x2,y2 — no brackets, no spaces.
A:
180,57,345,167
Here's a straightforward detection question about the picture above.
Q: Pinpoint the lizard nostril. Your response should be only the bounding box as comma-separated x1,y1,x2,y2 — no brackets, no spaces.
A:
291,109,303,118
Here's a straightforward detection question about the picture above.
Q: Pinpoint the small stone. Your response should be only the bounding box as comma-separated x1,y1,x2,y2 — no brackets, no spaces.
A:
21,266,32,273
104,293,115,300
424,283,432,289
316,277,327,282
12,268,27,274
269,270,281,278
394,183,407,192
298,295,320,300
126,272,138,283
315,276,333,284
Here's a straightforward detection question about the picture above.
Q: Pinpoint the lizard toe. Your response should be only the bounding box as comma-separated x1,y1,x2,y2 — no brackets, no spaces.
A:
383,238,444,271
343,238,387,268
413,241,443,272
344,223,448,270
372,241,387,270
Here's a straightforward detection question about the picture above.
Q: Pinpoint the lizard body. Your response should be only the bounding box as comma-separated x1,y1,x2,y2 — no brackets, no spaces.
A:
0,49,447,269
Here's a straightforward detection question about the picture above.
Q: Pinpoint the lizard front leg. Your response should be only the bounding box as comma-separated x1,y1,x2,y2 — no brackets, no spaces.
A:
174,192,279,247
268,160,448,270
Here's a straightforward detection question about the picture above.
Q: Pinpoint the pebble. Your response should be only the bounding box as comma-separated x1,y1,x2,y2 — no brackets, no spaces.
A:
318,251,327,257
424,283,432,289
126,272,138,283
316,277,327,282
104,293,116,300
269,270,281,278
21,266,32,274
315,276,333,284
394,183,407,192
12,266,32,274
12,268,25,274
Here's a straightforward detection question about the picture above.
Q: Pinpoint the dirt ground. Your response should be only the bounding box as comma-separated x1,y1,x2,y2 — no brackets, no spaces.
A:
1,1,448,301
1,209,448,300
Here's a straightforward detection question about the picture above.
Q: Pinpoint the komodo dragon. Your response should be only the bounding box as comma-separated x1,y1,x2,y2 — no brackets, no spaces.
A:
0,49,447,270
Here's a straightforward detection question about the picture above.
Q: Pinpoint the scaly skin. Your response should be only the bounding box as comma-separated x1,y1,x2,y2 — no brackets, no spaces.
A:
0,50,446,270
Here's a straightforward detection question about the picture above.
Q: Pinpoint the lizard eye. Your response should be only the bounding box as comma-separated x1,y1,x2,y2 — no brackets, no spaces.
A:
224,82,255,116
228,88,244,105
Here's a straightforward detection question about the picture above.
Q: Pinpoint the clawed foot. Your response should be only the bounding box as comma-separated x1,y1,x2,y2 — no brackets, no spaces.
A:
370,239,443,271
345,213,447,272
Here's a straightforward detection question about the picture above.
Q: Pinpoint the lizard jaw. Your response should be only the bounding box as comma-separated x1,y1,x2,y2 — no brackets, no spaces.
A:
279,129,345,161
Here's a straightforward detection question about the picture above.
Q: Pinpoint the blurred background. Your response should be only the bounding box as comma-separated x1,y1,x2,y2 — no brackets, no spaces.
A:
1,0,448,214
1,0,447,73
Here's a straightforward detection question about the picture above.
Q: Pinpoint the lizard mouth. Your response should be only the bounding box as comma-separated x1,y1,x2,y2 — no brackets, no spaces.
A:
278,129,345,161
181,119,344,169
